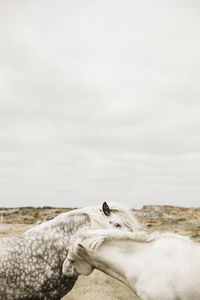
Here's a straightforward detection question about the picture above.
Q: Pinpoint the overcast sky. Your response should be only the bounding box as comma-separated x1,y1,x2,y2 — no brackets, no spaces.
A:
0,0,200,208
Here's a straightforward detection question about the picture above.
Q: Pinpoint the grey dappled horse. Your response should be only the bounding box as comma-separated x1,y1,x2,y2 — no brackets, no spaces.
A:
0,202,141,300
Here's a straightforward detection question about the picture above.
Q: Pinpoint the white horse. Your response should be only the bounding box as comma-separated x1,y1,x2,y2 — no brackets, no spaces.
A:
0,202,141,300
63,229,200,300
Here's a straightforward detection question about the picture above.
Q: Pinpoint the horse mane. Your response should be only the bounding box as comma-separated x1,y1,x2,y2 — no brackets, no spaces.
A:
67,202,142,231
25,203,142,235
73,230,150,253
76,230,191,253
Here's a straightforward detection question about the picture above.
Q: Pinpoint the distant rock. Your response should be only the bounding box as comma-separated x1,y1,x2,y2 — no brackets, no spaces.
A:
136,205,168,218
7,208,20,215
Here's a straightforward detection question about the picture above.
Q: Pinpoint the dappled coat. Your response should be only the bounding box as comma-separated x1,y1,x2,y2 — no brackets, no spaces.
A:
0,203,140,299
0,213,88,300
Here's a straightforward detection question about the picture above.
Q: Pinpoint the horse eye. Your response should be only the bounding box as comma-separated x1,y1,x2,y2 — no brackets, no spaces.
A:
114,223,121,228
68,259,74,263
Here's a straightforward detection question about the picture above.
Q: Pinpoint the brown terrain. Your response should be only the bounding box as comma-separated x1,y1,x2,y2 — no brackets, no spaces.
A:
0,205,200,300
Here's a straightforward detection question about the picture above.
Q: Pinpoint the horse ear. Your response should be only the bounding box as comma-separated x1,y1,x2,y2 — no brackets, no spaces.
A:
102,202,111,216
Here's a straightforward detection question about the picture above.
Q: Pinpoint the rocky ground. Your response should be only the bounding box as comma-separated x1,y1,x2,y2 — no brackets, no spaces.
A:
134,205,200,241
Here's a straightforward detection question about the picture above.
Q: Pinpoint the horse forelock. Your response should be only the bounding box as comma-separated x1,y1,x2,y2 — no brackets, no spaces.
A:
112,209,142,231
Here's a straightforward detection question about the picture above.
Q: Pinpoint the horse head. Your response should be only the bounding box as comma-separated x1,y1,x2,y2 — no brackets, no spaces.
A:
62,239,93,277
89,202,142,232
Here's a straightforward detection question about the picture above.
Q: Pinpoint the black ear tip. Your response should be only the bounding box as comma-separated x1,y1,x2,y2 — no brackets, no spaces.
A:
102,202,111,216
102,202,109,210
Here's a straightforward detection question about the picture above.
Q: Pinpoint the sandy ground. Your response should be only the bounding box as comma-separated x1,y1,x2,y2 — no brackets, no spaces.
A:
62,270,139,300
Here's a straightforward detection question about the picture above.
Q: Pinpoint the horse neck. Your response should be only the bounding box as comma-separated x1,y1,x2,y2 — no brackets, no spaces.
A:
86,240,133,285
87,239,148,288
25,212,91,243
